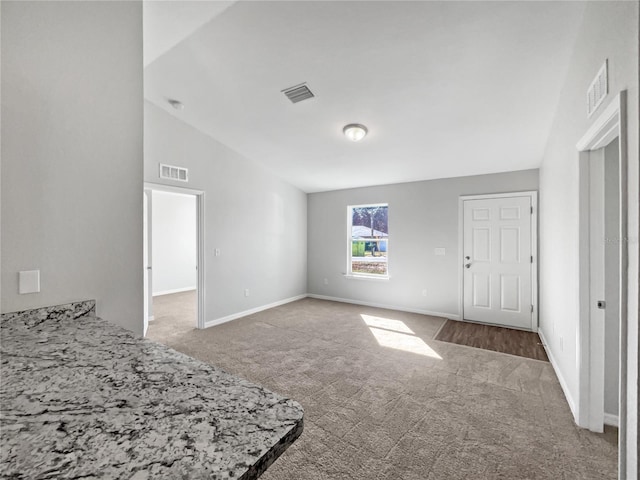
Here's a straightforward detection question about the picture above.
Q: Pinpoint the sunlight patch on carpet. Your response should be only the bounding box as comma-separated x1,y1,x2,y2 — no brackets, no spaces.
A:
361,314,441,358
360,314,414,334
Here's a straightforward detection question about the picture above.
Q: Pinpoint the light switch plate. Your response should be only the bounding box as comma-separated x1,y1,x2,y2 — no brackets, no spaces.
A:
434,248,446,256
19,270,40,294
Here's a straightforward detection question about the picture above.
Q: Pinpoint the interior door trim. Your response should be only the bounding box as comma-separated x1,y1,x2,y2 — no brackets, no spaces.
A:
457,191,538,332
575,91,627,473
144,181,206,331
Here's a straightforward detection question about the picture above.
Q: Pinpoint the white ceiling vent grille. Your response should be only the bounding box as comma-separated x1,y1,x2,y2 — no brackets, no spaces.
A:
159,163,188,182
282,83,315,103
587,60,608,117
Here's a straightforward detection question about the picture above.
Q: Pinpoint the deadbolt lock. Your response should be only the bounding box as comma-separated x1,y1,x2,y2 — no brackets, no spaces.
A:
597,300,606,309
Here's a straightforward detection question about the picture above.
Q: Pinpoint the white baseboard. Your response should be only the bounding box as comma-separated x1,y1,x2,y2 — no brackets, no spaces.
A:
203,293,459,329
307,294,460,320
538,327,578,422
603,413,619,427
153,287,196,297
204,294,308,329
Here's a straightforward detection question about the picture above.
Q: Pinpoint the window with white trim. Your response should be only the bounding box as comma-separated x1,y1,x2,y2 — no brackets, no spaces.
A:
348,204,389,277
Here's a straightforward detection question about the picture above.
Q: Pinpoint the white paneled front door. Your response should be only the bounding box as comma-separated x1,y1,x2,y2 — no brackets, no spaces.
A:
462,194,535,330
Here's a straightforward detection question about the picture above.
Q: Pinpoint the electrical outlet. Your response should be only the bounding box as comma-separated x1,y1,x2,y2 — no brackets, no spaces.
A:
244,289,250,297
323,278,329,285
421,289,428,297
215,249,221,256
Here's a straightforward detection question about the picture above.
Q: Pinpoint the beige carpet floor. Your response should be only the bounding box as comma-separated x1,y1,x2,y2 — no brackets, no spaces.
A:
147,295,617,480
149,290,197,339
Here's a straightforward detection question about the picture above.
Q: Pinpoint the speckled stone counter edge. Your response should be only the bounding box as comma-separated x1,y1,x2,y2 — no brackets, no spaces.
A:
241,418,305,480
1,304,304,479
0,300,96,324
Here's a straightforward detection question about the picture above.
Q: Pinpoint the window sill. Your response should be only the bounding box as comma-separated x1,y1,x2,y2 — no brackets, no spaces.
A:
343,273,390,281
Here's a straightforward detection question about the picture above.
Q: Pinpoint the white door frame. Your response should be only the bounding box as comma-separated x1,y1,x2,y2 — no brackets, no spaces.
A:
575,92,627,467
144,182,206,330
458,191,538,331
143,191,150,335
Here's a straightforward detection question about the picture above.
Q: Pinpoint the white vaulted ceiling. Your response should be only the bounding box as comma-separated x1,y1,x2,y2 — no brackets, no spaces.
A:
143,1,235,66
144,1,585,193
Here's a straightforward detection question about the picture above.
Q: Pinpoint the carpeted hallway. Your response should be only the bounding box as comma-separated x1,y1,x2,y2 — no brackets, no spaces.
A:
147,296,617,479
149,290,197,339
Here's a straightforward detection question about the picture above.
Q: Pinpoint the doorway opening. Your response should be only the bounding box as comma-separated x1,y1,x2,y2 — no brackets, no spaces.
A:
576,91,627,475
143,183,205,338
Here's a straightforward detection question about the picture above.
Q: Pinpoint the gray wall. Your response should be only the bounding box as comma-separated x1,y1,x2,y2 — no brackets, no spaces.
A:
151,191,197,295
144,102,307,322
603,138,620,418
538,1,638,472
307,170,538,317
1,1,144,334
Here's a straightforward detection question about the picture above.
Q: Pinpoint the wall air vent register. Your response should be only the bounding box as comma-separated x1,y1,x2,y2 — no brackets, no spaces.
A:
587,60,608,118
159,164,188,182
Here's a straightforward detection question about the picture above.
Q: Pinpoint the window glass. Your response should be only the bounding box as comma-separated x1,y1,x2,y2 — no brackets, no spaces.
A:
349,204,388,276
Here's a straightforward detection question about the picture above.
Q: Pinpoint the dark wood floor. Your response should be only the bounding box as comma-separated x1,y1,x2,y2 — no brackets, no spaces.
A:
435,320,549,361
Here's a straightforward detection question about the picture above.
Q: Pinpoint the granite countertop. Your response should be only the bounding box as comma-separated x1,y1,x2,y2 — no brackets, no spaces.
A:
0,303,303,479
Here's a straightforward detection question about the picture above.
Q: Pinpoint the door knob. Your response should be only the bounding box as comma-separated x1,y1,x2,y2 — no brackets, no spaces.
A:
465,263,471,268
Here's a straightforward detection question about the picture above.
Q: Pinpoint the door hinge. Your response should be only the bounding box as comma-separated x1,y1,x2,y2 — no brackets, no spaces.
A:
531,255,533,263
530,206,533,214
531,305,534,313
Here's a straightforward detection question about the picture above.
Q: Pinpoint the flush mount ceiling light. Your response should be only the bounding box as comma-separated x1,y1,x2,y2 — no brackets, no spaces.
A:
168,99,184,110
343,123,368,142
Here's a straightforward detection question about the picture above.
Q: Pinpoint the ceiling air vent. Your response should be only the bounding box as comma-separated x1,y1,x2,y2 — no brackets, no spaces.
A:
587,60,608,118
159,163,188,182
282,83,315,103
